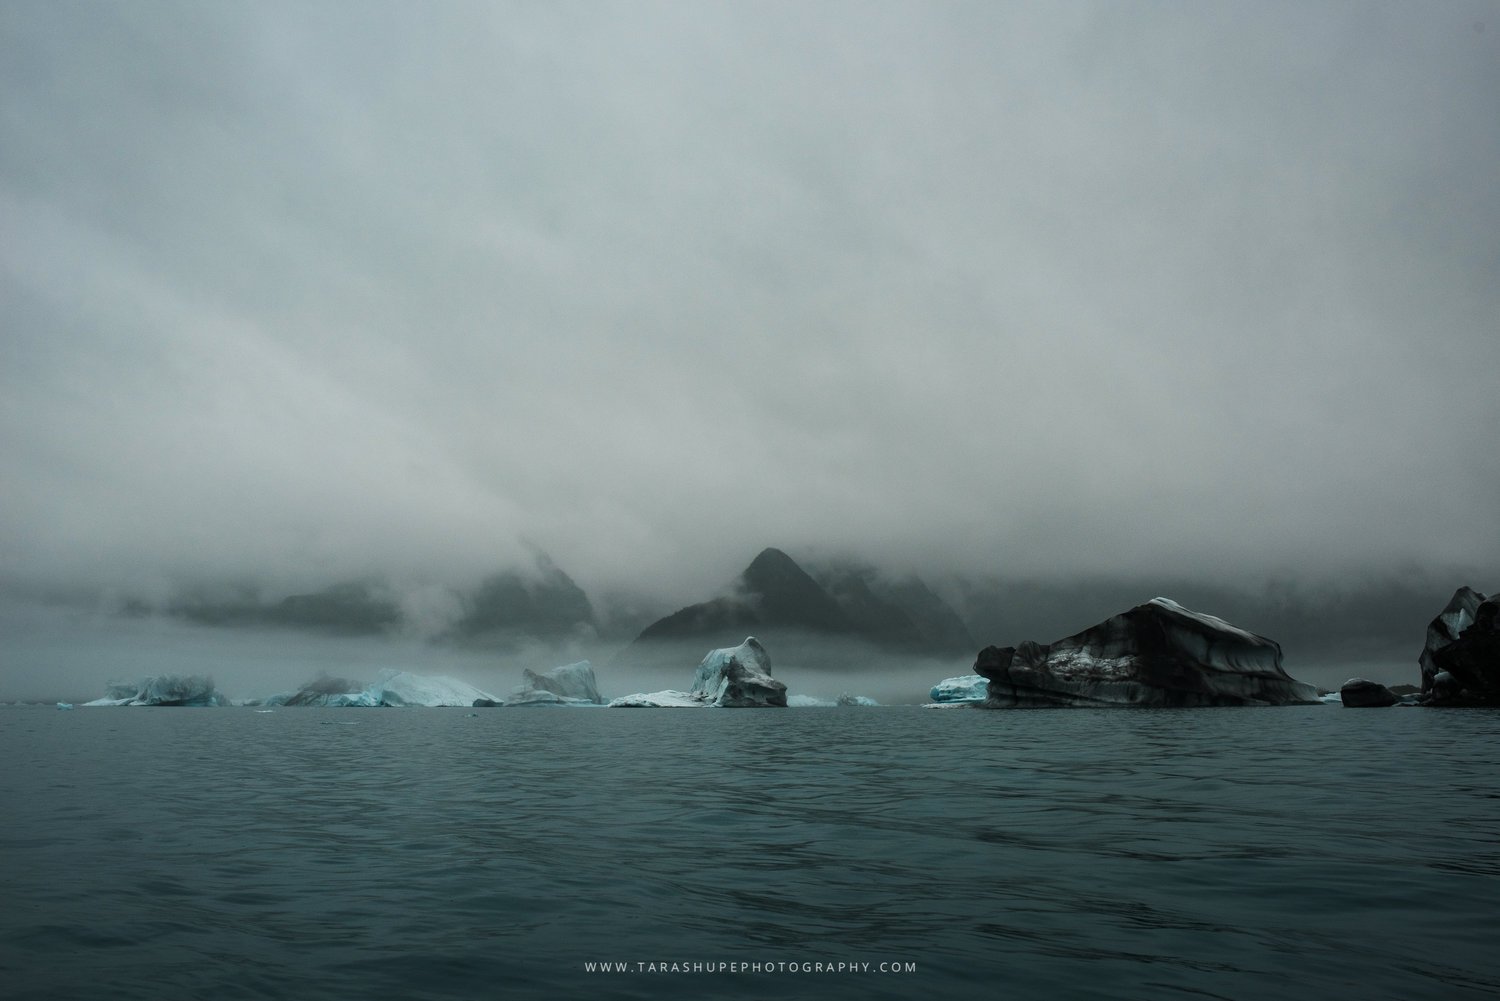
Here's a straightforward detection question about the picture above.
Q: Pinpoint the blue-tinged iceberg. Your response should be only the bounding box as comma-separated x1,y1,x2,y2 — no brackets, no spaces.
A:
607,689,709,708
609,637,787,708
264,669,501,708
786,692,879,707
501,661,606,706
83,675,229,707
928,674,988,704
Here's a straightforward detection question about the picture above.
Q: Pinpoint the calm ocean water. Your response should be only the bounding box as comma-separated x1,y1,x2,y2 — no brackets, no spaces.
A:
3,704,1498,1001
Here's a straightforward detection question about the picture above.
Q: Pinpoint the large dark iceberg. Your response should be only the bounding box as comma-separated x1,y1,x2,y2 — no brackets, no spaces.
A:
973,597,1319,708
1339,678,1398,708
1420,587,1500,706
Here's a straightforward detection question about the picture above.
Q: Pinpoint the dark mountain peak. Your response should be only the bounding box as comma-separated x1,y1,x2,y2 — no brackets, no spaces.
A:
619,548,980,669
625,547,853,651
739,547,853,632
742,547,819,596
744,546,799,575
451,550,596,643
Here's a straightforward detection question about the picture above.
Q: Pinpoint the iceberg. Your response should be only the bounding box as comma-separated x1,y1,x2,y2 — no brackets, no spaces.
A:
371,670,501,707
1419,587,1500,706
608,689,710,708
503,661,606,706
929,675,988,704
1339,678,1398,708
689,637,786,707
975,597,1319,708
264,670,501,708
609,637,787,708
83,675,228,707
784,693,878,706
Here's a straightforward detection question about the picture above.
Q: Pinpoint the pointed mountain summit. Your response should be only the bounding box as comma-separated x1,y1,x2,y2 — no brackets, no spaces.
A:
618,548,973,672
634,547,856,644
739,547,857,633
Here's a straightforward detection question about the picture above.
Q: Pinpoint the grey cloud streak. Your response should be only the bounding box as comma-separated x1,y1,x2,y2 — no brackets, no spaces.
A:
2,0,1496,621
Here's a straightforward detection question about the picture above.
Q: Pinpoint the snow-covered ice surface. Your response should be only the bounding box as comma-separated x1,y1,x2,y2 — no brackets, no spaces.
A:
607,690,711,709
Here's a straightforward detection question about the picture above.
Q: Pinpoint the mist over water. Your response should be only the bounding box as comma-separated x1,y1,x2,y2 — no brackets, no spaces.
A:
4,705,1498,1001
0,589,1439,705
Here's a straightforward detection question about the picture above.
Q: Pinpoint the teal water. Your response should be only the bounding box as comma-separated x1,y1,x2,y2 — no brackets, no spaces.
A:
2,705,1498,1000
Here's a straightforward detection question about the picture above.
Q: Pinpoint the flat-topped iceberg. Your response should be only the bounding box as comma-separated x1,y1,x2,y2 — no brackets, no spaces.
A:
83,675,229,707
786,693,879,707
609,637,787,708
929,675,988,704
372,670,501,707
608,689,708,708
975,597,1319,708
265,669,501,708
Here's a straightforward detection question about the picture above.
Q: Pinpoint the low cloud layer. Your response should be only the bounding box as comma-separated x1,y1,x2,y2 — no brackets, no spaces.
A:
3,3,1496,635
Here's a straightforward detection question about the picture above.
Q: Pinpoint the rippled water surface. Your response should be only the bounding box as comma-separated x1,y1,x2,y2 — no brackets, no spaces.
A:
3,704,1499,1001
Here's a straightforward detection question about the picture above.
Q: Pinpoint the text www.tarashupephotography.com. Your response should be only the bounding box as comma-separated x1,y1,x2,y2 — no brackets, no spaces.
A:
584,960,917,975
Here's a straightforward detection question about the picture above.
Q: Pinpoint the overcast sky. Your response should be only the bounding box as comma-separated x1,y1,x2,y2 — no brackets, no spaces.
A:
3,0,1497,614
